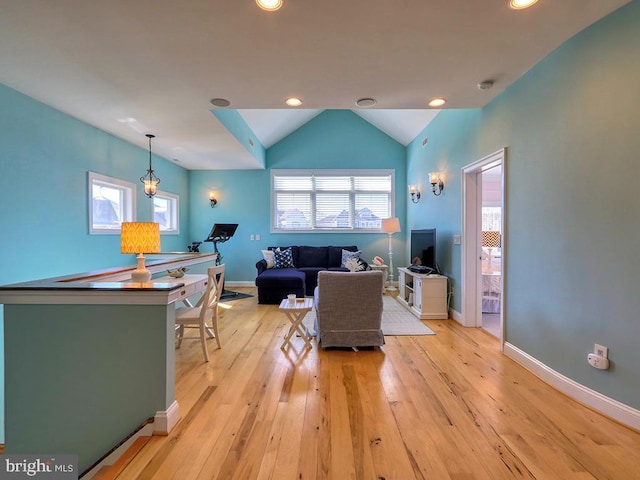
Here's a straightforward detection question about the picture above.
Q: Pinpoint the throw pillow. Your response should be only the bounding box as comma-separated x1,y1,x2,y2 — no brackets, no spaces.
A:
261,249,275,269
274,247,295,269
341,249,362,267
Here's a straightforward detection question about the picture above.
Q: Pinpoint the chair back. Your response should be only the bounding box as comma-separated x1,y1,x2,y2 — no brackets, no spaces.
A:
199,264,225,319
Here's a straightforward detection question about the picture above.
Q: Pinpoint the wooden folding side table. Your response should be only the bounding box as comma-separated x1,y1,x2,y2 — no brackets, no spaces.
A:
278,297,313,349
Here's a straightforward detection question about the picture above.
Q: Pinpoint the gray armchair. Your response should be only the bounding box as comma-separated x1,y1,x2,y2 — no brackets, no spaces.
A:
313,270,384,349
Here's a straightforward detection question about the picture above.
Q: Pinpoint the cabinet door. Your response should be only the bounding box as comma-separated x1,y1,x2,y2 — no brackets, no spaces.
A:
414,277,422,310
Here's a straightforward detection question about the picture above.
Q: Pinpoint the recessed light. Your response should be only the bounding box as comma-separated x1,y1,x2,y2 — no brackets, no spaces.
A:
356,97,377,108
210,98,231,108
509,0,539,10
256,0,283,11
285,97,303,107
428,97,447,108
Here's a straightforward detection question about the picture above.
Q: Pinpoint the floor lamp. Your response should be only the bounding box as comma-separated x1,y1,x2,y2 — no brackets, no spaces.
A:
381,217,401,291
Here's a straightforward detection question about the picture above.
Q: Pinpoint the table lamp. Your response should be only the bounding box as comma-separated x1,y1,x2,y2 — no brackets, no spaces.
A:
481,230,501,273
381,217,401,291
121,222,161,282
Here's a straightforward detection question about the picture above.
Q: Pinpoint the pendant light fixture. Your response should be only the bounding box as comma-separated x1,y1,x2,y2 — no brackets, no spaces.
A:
141,134,160,198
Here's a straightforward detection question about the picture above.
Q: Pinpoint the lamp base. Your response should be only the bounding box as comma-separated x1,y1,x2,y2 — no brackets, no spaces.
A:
131,254,151,283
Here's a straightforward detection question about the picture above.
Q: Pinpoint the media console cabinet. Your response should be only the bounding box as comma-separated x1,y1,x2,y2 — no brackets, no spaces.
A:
0,252,216,474
397,267,448,320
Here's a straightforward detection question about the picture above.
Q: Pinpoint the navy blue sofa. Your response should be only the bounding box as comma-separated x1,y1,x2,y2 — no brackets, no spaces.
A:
255,245,367,304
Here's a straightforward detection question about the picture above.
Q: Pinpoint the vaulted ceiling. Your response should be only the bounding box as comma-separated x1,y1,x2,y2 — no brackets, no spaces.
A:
0,0,630,169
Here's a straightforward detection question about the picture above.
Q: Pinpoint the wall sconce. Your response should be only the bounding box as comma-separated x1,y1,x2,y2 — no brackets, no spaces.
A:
209,192,218,208
408,184,421,203
428,172,444,196
140,134,160,198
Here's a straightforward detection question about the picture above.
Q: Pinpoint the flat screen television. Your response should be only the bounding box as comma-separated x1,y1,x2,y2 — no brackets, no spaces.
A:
410,228,437,271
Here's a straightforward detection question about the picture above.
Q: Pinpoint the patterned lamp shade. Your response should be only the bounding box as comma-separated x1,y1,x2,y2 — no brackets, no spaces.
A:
121,222,161,254
482,230,501,248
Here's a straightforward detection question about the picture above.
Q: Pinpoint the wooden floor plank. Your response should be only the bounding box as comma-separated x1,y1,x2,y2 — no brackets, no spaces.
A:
114,290,640,480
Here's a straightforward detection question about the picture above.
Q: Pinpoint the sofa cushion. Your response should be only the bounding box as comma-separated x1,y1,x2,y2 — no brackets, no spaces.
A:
328,246,358,268
255,268,304,289
274,247,295,268
297,246,329,268
341,249,362,267
261,249,275,269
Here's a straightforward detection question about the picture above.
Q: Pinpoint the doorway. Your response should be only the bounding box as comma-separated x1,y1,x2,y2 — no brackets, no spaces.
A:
461,149,506,349
480,165,503,338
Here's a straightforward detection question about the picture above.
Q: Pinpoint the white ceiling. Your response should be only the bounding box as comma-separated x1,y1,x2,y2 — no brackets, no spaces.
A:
0,0,630,170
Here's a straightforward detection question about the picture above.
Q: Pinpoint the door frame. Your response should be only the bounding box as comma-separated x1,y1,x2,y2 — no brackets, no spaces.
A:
461,148,506,348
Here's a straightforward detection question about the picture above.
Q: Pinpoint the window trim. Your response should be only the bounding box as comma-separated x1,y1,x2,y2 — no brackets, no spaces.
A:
151,190,180,235
270,169,395,233
88,172,136,235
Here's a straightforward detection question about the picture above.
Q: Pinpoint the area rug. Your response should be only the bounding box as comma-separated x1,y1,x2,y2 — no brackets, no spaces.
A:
302,296,435,336
220,290,253,302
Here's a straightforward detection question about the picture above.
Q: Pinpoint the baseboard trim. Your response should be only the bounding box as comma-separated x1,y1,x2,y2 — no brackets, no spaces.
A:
449,308,463,324
504,342,640,431
81,424,154,479
225,281,255,287
153,401,180,435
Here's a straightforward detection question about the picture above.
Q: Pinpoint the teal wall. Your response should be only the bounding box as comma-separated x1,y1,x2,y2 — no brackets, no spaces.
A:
407,0,640,408
189,110,408,281
0,83,191,285
0,82,191,444
212,109,266,167
406,109,482,309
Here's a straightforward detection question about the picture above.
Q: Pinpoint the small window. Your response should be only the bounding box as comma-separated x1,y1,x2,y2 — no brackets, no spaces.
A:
152,191,180,234
88,172,136,234
271,169,395,233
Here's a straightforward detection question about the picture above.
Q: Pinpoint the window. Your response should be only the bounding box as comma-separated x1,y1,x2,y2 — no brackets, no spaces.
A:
152,191,180,234
88,172,136,234
271,169,394,232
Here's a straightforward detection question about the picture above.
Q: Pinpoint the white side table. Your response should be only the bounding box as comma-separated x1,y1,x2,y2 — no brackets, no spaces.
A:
369,264,388,292
278,297,314,349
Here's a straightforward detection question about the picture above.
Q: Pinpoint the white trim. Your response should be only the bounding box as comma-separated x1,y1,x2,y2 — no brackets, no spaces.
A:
225,281,257,287
151,190,180,235
461,149,506,349
81,423,154,479
88,171,137,235
154,400,180,435
270,169,395,233
504,343,640,431
449,308,463,324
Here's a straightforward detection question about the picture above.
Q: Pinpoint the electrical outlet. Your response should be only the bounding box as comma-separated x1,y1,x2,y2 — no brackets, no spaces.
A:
453,235,461,245
256,234,261,241
250,234,255,241
594,344,608,358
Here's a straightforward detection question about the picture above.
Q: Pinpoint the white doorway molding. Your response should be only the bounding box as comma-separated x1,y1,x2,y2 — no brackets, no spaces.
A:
461,148,506,348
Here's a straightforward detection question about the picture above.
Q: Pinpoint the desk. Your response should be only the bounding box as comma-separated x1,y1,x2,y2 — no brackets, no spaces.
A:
279,298,313,349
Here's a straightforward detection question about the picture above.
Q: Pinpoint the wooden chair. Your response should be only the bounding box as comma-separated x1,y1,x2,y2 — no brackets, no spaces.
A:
175,264,225,361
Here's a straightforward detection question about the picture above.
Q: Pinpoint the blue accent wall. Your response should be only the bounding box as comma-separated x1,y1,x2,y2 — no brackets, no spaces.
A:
189,110,407,281
0,82,191,443
407,0,640,409
212,109,266,167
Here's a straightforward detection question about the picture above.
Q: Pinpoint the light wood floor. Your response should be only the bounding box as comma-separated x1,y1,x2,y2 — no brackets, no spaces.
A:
116,288,640,480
